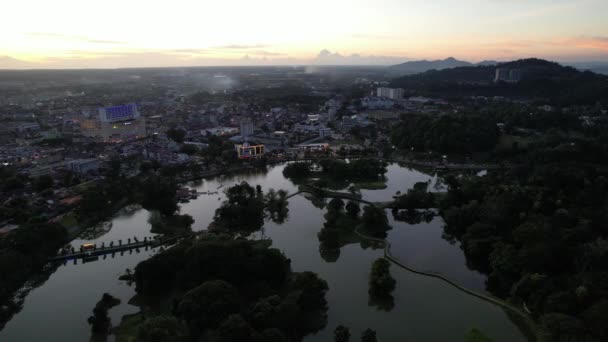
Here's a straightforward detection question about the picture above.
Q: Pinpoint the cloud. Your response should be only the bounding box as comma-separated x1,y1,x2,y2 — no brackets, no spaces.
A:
0,56,36,69
25,32,125,45
574,36,608,51
314,49,408,65
214,44,270,49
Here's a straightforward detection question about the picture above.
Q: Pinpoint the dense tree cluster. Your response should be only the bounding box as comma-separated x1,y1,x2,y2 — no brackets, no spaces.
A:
211,182,266,234
282,162,313,179
440,164,608,340
390,114,499,155
0,221,68,327
360,205,391,238
283,159,388,182
134,235,329,341
368,258,396,312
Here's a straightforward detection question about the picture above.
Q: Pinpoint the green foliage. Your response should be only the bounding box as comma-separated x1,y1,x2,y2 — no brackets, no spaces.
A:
140,177,178,217
212,182,265,233
33,175,53,192
361,206,390,238
0,222,68,308
166,127,186,143
334,325,351,342
318,159,387,181
149,212,194,235
369,258,396,296
282,162,312,179
393,181,436,210
217,314,256,342
135,236,290,295
441,164,608,339
176,280,240,332
360,328,377,342
390,114,499,154
345,201,360,219
464,328,492,342
265,189,289,224
134,235,328,340
136,315,186,342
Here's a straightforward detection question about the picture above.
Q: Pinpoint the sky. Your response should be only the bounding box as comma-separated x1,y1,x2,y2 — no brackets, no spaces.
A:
1,0,607,69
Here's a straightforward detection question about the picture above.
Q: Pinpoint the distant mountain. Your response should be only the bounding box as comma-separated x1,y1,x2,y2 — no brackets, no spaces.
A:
388,57,473,75
0,56,35,69
475,60,499,66
389,58,608,105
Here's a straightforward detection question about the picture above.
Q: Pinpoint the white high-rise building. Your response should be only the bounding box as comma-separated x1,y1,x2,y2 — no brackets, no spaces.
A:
240,119,254,138
377,87,404,99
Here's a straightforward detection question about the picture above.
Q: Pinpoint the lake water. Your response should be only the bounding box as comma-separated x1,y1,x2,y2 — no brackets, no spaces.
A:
0,163,528,342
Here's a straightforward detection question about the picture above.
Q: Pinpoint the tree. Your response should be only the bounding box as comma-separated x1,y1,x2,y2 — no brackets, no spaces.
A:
361,328,377,342
176,280,240,333
328,198,345,213
213,182,265,233
167,127,187,143
136,315,186,342
369,258,396,296
290,271,329,312
346,201,361,219
464,328,492,342
361,205,390,237
217,314,256,342
282,162,312,179
33,175,53,192
334,325,351,342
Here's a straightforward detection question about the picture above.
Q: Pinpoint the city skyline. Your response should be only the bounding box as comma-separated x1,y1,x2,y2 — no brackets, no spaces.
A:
1,0,608,69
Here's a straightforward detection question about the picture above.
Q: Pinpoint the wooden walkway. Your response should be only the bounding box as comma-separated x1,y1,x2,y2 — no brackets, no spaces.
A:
48,233,201,263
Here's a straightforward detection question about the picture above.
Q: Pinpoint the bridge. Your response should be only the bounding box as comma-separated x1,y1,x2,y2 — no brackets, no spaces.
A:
48,233,197,263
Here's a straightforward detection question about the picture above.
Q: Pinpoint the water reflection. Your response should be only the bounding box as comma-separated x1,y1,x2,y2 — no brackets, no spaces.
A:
1,163,526,342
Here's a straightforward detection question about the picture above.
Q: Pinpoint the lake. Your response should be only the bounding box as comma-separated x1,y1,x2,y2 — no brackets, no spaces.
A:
0,163,528,342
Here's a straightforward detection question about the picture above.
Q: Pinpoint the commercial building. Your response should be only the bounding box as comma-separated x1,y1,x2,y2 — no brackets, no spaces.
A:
81,104,146,142
235,142,265,159
240,119,254,138
494,68,522,83
377,87,404,99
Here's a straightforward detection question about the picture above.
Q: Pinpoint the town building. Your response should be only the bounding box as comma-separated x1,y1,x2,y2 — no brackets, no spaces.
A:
240,119,254,138
235,142,265,159
377,87,404,99
81,104,146,143
494,68,522,83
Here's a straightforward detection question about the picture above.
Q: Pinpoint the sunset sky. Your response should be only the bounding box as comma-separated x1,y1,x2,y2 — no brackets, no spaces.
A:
1,0,607,68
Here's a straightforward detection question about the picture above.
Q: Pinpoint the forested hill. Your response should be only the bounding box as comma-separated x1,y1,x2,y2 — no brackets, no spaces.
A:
389,58,608,105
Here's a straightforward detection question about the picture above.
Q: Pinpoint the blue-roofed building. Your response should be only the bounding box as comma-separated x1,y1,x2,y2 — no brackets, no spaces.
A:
81,104,146,142
99,104,140,122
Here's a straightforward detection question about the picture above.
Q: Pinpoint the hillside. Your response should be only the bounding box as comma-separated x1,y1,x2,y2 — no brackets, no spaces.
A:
389,58,608,105
388,57,473,75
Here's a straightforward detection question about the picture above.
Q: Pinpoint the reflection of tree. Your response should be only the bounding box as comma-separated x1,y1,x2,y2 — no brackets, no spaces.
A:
368,258,396,312
391,208,436,224
306,194,327,210
79,221,113,240
265,189,289,224
368,293,395,312
359,239,384,250
319,242,340,263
